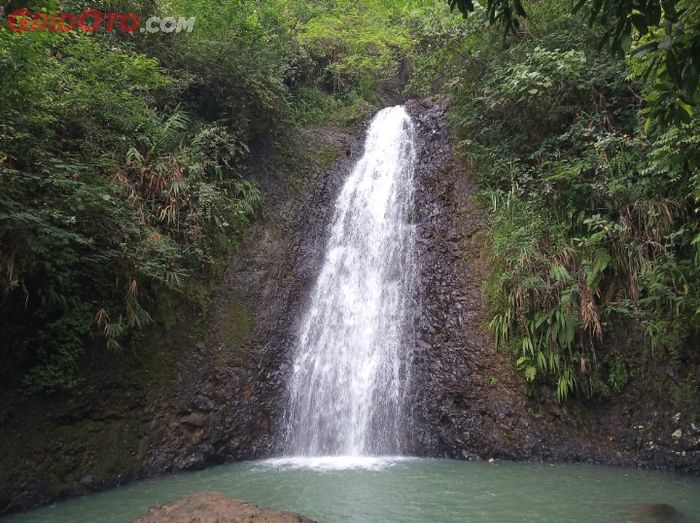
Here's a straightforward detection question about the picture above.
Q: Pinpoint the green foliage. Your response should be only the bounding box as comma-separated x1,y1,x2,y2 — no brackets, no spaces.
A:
147,0,294,139
431,0,700,400
288,87,373,127
445,0,700,129
448,0,526,37
20,304,93,394
606,354,633,394
405,1,493,97
1,0,441,393
0,10,263,393
295,6,412,99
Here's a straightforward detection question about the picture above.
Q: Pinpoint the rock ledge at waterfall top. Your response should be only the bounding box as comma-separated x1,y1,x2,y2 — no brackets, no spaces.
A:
132,492,316,523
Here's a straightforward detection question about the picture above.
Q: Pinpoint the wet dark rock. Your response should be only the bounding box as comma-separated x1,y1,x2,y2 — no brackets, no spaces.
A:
628,503,684,523
403,97,527,459
180,412,208,429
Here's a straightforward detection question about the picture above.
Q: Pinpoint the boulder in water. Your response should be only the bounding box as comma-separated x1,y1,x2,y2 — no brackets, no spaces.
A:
629,503,684,523
132,491,316,523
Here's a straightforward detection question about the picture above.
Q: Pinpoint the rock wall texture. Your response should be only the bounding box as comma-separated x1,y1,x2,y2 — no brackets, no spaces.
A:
140,124,363,473
404,98,531,458
404,98,700,473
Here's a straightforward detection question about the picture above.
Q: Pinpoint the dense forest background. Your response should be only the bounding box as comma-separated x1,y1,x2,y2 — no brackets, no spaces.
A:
1,0,698,402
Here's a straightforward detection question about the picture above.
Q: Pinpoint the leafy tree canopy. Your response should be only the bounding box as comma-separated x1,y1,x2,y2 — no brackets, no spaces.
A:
447,0,700,127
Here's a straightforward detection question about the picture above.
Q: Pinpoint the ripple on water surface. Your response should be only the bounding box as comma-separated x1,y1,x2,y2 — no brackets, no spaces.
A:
4,458,700,523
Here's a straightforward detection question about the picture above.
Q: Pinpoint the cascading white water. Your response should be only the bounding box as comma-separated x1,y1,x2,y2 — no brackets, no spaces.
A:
285,106,417,458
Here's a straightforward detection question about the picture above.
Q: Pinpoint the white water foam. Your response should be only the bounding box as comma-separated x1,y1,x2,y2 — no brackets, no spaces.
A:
258,456,415,471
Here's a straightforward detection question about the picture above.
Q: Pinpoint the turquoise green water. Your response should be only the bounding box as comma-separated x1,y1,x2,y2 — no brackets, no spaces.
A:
4,457,700,522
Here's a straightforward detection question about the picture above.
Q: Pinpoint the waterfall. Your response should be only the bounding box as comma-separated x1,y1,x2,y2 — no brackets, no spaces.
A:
285,105,417,457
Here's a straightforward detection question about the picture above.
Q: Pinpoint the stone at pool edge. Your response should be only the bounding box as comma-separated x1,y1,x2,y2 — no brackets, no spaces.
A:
629,503,684,523
132,492,316,523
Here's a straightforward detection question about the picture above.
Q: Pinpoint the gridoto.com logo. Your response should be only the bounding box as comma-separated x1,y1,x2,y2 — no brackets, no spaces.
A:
5,8,195,34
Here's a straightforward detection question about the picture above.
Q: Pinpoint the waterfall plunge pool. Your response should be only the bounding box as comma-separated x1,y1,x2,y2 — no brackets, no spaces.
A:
5,458,700,522
10,108,697,522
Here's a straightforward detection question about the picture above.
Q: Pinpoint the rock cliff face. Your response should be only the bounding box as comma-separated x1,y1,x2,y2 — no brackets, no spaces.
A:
140,125,363,473
404,98,700,472
403,98,531,458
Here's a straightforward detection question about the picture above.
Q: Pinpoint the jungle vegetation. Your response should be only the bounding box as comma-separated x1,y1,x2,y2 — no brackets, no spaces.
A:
424,0,700,399
0,0,433,392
